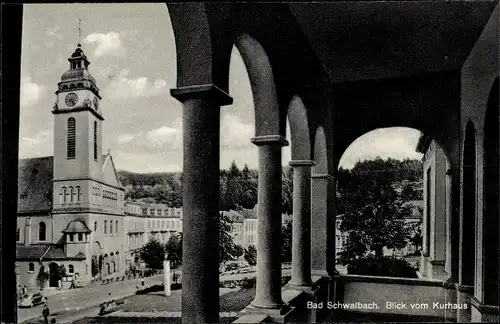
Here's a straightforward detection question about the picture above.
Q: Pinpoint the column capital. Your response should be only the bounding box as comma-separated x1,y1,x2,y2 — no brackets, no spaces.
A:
289,160,316,167
251,135,289,147
170,84,233,106
311,174,334,182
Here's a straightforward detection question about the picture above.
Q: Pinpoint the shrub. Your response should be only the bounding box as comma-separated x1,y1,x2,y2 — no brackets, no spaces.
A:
346,256,418,278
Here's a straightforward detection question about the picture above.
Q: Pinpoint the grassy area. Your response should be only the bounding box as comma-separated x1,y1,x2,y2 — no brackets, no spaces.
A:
220,288,255,312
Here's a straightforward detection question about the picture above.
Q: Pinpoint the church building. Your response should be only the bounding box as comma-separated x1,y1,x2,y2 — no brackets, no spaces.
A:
16,44,126,289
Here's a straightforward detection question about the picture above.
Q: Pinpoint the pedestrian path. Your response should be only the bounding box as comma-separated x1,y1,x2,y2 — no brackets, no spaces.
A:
105,310,239,318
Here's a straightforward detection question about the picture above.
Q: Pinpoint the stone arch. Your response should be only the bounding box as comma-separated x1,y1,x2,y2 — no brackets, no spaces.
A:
482,77,499,305
167,3,213,88
460,120,477,287
287,95,311,160
312,126,328,174
234,34,280,136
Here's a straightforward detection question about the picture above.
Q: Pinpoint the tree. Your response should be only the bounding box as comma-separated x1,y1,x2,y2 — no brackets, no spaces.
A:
56,264,66,281
409,219,423,253
140,236,166,269
233,244,244,259
36,264,49,291
165,233,182,267
281,166,294,215
339,163,411,262
281,220,293,262
245,245,257,266
91,255,100,277
220,213,237,266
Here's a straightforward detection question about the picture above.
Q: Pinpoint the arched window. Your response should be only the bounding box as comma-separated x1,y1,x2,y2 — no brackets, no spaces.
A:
115,220,118,234
39,222,46,241
16,228,20,242
104,220,107,234
63,187,68,203
68,265,74,274
76,186,81,202
67,118,76,159
28,263,35,272
110,220,113,234
94,121,98,161
70,187,75,203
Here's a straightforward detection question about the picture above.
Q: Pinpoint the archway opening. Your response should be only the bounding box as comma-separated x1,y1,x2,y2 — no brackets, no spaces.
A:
462,121,476,287
483,78,499,305
336,127,450,279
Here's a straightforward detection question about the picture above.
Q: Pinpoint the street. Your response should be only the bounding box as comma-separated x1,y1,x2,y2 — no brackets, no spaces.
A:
19,274,166,323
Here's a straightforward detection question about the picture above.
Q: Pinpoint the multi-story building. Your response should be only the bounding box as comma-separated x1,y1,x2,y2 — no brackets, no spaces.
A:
16,44,126,289
123,201,182,268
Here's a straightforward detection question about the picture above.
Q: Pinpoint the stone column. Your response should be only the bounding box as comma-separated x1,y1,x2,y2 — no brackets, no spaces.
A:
288,160,315,287
250,135,288,309
171,84,232,324
311,174,335,277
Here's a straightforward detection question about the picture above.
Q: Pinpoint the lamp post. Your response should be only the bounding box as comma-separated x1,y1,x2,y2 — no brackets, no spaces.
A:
164,252,171,296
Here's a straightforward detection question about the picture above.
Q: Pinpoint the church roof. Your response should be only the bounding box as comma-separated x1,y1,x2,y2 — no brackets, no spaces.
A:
16,244,85,261
18,157,53,213
62,219,92,233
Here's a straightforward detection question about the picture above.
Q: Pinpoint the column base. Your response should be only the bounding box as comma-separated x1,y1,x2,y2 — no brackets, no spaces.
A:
420,256,447,280
243,304,295,323
470,296,499,323
456,284,474,323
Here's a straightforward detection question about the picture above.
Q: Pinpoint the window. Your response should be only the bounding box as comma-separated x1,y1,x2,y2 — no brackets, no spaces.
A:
104,220,107,234
69,234,74,242
28,263,35,272
94,221,97,231
63,187,68,203
70,187,74,203
110,220,113,234
76,186,81,202
94,120,99,157
67,118,76,159
68,265,74,274
38,222,46,241
16,228,20,242
78,233,83,241
116,220,118,234
85,265,88,274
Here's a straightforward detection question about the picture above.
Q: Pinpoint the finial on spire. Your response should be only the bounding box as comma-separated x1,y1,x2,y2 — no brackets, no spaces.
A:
78,18,82,47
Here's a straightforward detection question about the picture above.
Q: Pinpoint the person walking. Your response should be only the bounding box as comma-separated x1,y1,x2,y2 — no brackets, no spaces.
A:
69,277,75,289
42,303,50,324
17,285,22,301
22,285,27,295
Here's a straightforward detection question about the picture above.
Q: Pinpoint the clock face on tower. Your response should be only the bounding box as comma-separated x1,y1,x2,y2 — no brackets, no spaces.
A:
93,97,99,111
65,93,78,107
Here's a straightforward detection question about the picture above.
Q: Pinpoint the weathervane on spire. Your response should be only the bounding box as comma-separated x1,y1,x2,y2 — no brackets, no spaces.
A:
78,18,82,47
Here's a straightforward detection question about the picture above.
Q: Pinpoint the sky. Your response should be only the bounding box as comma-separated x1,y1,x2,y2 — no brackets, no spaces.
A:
19,3,423,173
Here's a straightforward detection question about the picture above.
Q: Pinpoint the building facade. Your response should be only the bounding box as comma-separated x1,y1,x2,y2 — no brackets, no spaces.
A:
123,202,182,268
16,44,126,290
416,134,451,280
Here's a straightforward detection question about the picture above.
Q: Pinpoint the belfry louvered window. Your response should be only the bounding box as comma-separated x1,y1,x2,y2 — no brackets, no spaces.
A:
67,117,76,159
94,121,98,161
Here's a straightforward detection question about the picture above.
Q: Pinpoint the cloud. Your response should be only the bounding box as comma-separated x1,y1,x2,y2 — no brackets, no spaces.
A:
20,77,45,107
46,25,63,40
19,129,53,158
84,32,125,57
339,127,423,169
221,114,254,149
105,69,167,99
115,118,183,152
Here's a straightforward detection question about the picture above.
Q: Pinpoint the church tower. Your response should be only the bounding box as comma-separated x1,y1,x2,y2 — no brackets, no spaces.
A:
52,44,104,210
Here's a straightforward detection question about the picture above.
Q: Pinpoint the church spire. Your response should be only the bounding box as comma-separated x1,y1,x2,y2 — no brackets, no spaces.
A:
78,18,82,47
